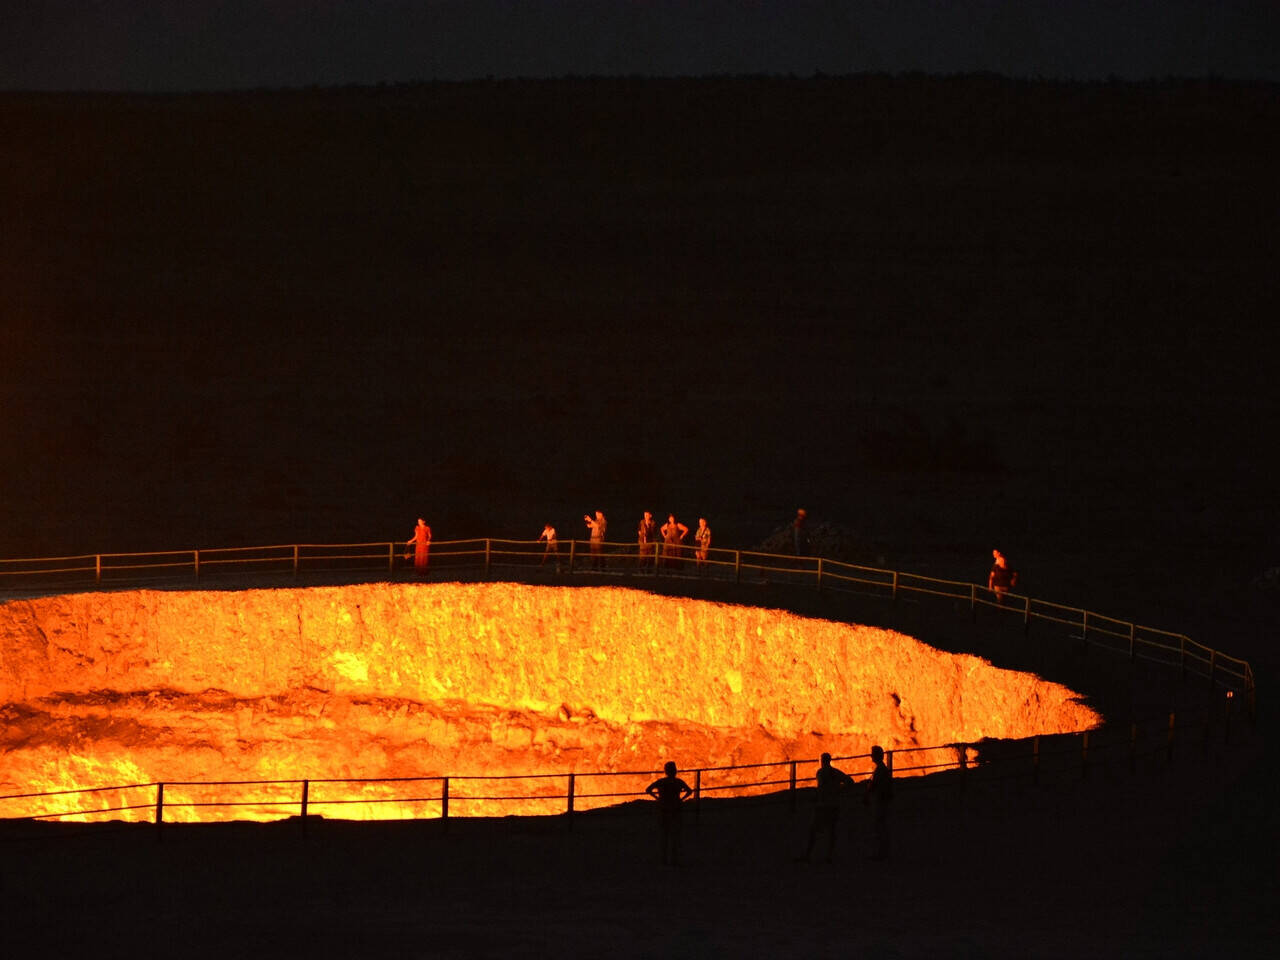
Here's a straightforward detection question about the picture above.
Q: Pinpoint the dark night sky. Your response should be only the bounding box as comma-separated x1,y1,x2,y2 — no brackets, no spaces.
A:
4,0,1278,92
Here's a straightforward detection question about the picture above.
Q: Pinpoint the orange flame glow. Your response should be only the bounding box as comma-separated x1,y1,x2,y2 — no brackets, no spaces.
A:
0,583,1099,821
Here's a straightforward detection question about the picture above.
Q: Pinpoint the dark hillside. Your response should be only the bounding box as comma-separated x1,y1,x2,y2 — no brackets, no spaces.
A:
1,76,1276,647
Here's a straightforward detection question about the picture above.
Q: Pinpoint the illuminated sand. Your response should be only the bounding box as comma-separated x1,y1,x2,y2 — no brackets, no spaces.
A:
0,583,1099,821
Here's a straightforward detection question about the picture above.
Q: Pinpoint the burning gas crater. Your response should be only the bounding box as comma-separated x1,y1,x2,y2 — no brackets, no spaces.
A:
0,583,1098,822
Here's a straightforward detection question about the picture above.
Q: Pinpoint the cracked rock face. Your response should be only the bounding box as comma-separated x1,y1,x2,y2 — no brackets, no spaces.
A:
0,583,1098,820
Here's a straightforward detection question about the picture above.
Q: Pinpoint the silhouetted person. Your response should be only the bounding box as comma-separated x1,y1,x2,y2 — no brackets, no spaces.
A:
645,760,693,866
864,745,893,861
538,523,559,570
406,518,431,574
799,752,854,862
661,514,688,569
584,510,607,570
694,517,712,570
637,511,658,567
988,549,1018,604
793,508,809,556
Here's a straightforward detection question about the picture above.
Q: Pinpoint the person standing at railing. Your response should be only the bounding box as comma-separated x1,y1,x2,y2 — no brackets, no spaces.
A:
864,745,893,861
646,760,693,866
694,517,712,570
584,510,607,570
538,523,560,572
793,508,809,556
661,514,688,569
637,510,658,568
798,752,854,863
988,549,1018,604
406,518,432,574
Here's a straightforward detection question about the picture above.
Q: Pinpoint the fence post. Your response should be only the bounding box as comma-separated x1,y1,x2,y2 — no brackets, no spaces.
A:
892,570,899,601
969,582,976,620
1081,611,1089,653
484,539,491,576
817,558,823,592
155,782,165,836
300,779,310,834
734,550,741,584
566,773,575,830
788,760,798,812
568,540,576,574
388,541,395,574
1128,623,1136,661
441,777,449,825
292,544,299,578
694,768,702,823
193,550,200,581
956,744,968,792
1023,595,1031,634
95,554,102,584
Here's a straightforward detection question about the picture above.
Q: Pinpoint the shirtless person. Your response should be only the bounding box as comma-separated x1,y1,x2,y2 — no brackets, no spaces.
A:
584,510,607,570
538,523,559,570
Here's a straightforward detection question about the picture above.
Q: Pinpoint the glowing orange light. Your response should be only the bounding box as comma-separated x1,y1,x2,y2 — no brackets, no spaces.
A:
0,583,1099,821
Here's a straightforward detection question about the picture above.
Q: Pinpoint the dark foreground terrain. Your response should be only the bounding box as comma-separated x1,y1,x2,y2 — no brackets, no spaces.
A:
1,721,1269,959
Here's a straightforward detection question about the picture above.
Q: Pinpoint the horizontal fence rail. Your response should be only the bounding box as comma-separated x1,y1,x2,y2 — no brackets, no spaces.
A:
0,536,1256,699
0,535,1256,823
0,698,1248,825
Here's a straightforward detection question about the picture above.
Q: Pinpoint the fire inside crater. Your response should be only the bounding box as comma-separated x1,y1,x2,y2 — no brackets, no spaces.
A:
0,583,1099,820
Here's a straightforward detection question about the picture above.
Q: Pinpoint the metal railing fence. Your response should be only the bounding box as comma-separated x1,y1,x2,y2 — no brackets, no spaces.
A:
0,536,1255,702
0,696,1247,825
0,535,1256,823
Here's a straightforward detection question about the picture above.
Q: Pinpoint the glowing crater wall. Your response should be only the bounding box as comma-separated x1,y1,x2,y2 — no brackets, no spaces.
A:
0,583,1099,820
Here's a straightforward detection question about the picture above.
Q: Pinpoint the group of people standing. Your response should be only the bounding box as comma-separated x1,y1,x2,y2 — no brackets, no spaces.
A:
537,510,713,572
647,747,893,868
413,508,806,578
799,747,893,864
633,510,712,570
405,512,714,575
